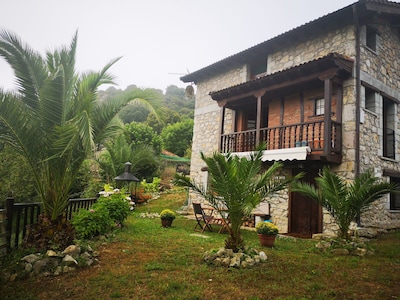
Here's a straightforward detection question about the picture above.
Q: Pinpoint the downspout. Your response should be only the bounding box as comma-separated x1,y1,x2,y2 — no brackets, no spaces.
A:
353,4,361,226
353,4,361,177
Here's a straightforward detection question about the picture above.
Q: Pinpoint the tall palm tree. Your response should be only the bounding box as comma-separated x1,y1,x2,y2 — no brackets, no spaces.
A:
291,166,394,240
175,144,299,252
0,29,156,248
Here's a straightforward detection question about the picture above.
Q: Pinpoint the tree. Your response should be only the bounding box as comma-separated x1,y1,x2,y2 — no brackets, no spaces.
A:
0,29,156,249
161,119,193,157
124,122,162,155
291,167,394,240
98,135,159,182
174,144,298,252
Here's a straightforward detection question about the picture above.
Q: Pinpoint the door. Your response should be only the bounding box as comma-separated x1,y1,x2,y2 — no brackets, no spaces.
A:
289,169,322,238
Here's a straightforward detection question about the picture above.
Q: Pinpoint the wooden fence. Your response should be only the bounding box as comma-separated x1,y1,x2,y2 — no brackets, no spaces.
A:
2,197,97,253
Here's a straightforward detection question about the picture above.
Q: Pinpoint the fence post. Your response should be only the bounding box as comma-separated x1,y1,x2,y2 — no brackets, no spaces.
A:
5,198,14,253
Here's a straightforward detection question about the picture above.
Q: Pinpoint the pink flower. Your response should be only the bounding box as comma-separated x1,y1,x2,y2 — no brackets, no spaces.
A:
89,209,95,213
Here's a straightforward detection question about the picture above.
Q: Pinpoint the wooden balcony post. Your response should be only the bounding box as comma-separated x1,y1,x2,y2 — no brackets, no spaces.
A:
218,106,226,152
256,93,262,146
324,78,332,154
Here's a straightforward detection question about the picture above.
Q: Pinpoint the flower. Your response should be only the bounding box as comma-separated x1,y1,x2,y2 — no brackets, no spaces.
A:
160,209,176,220
255,221,279,235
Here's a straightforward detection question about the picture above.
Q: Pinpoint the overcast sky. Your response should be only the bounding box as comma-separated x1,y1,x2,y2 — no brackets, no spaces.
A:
0,0,356,92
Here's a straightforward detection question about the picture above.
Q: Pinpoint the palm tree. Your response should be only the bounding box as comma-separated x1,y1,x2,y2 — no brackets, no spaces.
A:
291,166,394,240
97,134,159,182
0,29,156,248
175,144,298,252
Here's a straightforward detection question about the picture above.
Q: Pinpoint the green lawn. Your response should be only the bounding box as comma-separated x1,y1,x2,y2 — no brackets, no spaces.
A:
1,189,400,300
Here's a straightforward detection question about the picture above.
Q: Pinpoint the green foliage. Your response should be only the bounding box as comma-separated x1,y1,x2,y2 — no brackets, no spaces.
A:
0,30,153,224
0,145,36,205
161,119,194,157
125,122,162,154
97,135,160,182
140,177,161,193
291,167,394,240
255,222,279,235
174,143,299,252
71,206,113,239
96,194,131,225
160,209,176,219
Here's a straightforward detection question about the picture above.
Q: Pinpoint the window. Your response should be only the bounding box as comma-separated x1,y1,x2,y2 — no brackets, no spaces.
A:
249,57,268,79
383,97,396,159
366,26,378,52
390,177,400,210
314,98,325,115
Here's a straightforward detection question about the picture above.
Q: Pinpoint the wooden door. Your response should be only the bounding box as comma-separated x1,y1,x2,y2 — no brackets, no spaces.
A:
289,169,322,238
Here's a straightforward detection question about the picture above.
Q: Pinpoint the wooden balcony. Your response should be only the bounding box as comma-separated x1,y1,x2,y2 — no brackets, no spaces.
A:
220,120,341,162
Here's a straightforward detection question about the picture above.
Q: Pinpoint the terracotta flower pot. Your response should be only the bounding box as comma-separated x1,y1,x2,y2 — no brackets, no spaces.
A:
257,234,276,247
161,218,174,228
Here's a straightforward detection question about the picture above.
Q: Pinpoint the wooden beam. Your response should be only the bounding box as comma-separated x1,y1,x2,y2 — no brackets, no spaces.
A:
323,78,332,155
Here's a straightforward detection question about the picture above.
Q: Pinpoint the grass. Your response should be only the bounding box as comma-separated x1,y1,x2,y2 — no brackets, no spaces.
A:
1,188,400,299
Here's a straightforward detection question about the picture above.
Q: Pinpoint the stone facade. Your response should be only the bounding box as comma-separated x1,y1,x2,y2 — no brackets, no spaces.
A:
187,3,400,235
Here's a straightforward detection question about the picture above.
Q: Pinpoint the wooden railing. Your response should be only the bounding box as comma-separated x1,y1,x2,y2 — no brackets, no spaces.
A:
3,197,97,252
221,120,341,155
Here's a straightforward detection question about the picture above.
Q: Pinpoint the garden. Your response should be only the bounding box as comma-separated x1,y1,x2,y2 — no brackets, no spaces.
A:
1,187,399,299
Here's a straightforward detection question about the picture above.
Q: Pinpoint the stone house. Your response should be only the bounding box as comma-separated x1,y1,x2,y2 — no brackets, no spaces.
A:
181,0,400,237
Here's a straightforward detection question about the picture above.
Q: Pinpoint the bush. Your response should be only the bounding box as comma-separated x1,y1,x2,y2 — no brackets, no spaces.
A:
255,222,279,235
140,177,161,193
160,209,176,220
71,206,113,239
96,194,131,225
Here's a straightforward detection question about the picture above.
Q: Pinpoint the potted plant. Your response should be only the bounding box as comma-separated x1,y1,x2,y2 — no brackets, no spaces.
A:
255,221,279,247
160,209,176,227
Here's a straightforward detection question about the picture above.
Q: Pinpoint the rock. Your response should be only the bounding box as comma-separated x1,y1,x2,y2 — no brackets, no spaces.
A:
9,273,18,282
46,250,59,257
33,258,50,274
354,247,367,257
312,233,336,240
315,241,332,252
331,248,350,256
229,255,241,268
63,254,78,266
25,263,33,273
213,258,223,267
259,251,267,261
21,253,41,264
221,257,231,267
54,266,62,276
62,245,81,256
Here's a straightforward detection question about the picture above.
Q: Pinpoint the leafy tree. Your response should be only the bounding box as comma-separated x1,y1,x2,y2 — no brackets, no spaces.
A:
161,119,193,157
291,167,394,240
0,29,157,248
174,144,298,252
125,122,162,154
0,145,36,205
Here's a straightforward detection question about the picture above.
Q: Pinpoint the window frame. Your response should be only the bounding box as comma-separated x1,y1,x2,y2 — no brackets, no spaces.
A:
314,98,325,116
390,177,400,210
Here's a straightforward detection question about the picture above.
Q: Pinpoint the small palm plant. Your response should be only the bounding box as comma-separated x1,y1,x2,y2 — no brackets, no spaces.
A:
291,167,395,240
175,144,299,252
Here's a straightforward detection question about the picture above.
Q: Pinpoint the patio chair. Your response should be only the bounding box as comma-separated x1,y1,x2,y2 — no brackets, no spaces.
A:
192,202,215,233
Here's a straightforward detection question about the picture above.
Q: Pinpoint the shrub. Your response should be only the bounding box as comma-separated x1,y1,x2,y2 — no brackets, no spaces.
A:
96,194,131,225
71,206,113,239
160,209,176,220
140,177,161,193
255,222,279,235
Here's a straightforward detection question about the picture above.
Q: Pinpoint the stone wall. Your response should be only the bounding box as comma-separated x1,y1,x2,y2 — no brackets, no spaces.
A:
189,20,400,233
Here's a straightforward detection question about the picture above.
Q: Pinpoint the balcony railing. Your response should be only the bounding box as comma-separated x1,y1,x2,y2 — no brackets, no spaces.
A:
220,120,341,155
